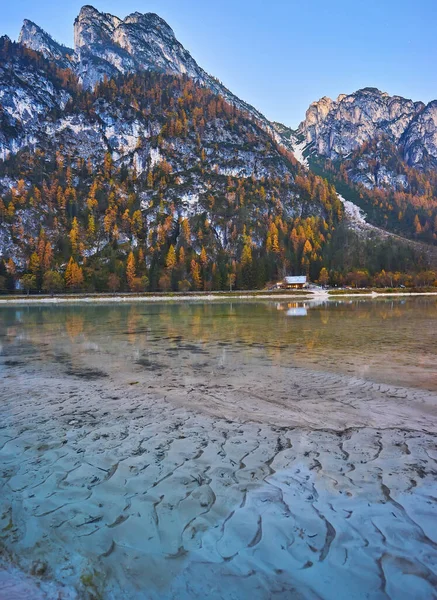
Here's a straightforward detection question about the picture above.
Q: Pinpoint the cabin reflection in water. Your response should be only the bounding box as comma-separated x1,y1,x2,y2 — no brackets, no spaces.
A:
286,306,308,317
276,302,309,317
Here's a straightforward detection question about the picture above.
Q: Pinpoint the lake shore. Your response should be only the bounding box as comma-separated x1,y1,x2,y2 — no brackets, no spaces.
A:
0,289,437,305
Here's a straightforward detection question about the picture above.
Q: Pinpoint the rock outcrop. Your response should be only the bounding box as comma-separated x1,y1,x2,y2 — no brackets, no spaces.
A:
18,19,74,69
298,87,435,169
17,6,269,128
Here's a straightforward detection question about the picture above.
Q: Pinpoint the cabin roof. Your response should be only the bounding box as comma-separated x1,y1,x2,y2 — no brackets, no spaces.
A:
284,276,307,284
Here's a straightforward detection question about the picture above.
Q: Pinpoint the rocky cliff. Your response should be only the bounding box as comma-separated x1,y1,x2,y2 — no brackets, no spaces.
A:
298,87,437,172
18,6,269,129
294,89,437,244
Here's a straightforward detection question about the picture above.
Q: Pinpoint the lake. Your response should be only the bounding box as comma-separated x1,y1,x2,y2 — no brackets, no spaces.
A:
1,298,437,599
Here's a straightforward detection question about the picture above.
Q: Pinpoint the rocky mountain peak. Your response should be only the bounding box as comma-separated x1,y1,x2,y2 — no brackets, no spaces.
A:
18,19,42,43
70,5,203,88
73,6,176,52
18,19,73,67
8,5,270,154
300,88,426,163
124,12,176,37
355,87,388,97
63,6,268,129
74,5,122,50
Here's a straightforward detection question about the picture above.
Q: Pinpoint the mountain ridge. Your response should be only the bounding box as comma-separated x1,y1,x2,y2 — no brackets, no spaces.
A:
0,6,434,295
17,6,273,135
298,86,437,171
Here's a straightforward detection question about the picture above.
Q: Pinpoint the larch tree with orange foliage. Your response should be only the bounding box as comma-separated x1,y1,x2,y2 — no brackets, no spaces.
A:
126,252,136,291
65,258,84,290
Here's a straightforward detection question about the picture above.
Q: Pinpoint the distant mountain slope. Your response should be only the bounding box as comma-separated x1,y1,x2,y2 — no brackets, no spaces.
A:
291,88,437,245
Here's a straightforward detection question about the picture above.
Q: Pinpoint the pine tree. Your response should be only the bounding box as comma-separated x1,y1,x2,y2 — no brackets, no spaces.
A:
191,259,202,290
200,247,208,267
29,252,40,276
69,217,80,254
131,211,143,238
87,214,96,239
241,241,252,266
43,242,53,271
178,246,186,266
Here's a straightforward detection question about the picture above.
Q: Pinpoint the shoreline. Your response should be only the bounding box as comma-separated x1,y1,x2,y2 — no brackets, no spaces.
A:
0,290,436,305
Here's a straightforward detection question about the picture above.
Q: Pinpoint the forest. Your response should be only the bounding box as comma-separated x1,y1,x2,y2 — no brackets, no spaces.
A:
311,137,437,245
0,40,435,293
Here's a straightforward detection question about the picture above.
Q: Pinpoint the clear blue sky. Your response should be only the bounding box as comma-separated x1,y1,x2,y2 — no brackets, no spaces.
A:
2,1,436,127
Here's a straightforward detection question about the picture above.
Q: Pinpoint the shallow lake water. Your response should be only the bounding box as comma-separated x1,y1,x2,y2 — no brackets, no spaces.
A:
2,297,437,390
1,298,437,599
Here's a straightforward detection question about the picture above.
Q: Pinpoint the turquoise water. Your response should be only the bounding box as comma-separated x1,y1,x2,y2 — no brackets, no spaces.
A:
1,298,437,599
1,297,436,390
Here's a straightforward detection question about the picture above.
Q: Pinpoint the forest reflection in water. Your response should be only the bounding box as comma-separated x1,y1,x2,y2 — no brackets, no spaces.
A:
1,297,436,391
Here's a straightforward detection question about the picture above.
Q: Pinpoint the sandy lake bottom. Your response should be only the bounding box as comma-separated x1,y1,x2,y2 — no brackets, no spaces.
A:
1,298,437,599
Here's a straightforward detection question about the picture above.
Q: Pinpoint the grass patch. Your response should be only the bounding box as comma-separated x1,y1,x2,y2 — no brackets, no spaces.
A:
328,289,373,295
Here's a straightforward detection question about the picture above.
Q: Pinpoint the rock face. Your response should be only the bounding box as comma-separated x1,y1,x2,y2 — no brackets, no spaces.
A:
403,100,437,168
298,87,437,169
18,6,268,128
0,35,71,161
18,20,74,69
73,6,200,84
0,4,279,166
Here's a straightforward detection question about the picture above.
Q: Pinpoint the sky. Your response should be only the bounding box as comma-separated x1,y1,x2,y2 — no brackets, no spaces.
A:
2,0,437,127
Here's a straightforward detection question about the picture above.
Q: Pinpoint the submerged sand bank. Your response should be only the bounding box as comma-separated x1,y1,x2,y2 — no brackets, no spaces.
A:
0,290,436,305
1,352,437,599
0,292,314,305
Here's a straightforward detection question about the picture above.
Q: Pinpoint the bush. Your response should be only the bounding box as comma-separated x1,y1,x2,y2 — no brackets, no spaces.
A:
178,279,191,292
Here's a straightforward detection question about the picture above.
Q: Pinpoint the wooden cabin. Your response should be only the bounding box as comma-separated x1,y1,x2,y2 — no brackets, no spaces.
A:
282,276,307,290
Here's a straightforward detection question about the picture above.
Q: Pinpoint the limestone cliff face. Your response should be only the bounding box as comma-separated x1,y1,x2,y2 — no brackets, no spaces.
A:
73,7,199,83
299,88,431,168
403,101,437,168
18,20,74,69
17,5,269,129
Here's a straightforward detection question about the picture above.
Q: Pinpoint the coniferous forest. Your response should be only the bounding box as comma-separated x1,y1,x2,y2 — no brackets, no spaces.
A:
0,39,435,293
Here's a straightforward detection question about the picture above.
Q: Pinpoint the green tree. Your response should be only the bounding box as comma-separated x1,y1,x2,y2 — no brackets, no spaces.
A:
21,274,37,295
42,271,64,295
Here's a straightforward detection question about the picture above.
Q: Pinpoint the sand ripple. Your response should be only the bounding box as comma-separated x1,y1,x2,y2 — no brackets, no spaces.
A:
1,363,437,599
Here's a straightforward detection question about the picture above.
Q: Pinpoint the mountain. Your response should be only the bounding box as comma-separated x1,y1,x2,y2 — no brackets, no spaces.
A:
18,6,271,131
293,88,437,245
18,20,74,69
0,8,432,295
0,9,347,293
297,87,437,170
